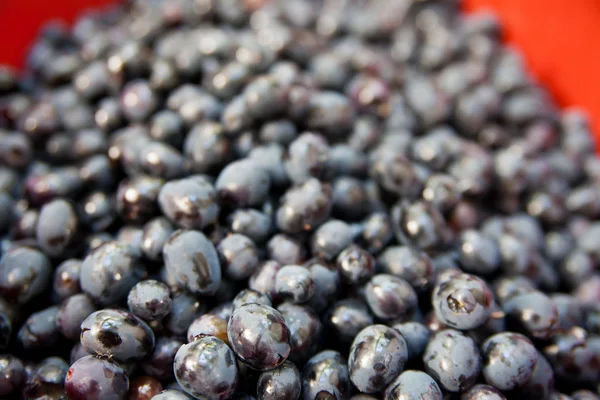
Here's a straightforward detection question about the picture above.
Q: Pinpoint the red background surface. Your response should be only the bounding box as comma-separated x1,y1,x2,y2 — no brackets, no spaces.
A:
1,0,600,148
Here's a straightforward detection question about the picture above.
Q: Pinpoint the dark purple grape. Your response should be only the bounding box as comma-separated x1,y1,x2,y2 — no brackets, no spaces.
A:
385,370,443,400
545,230,574,264
79,192,116,233
128,375,164,400
423,329,481,393
116,176,164,224
227,130,264,158
152,390,193,400
81,309,155,362
183,121,231,173
127,280,172,321
369,148,422,199
457,230,501,275
140,217,173,261
0,131,32,169
218,234,260,281
73,61,114,100
392,322,431,360
267,235,306,266
378,246,435,292
461,384,507,400
543,327,600,384
228,209,272,243
70,129,108,161
259,119,297,145
164,290,205,336
549,393,574,400
227,303,291,371
0,246,51,304
305,91,355,137
365,274,418,321
359,212,393,255
348,324,407,394
526,191,568,226
163,229,221,296
311,220,353,261
275,265,315,304
347,73,390,117
276,178,332,234
174,336,239,400
448,151,494,198
243,75,288,120
249,144,290,188
0,298,14,349
310,53,349,91
205,61,251,99
392,200,450,251
233,289,272,310
277,302,322,364
120,80,157,122
10,207,38,240
209,302,235,322
138,141,186,180
116,226,144,252
514,350,554,400
17,100,59,139
64,355,129,400
552,293,584,330
480,332,537,391
36,198,80,258
109,127,151,172
24,167,83,207
0,167,19,195
302,350,351,400
336,244,375,285
94,97,123,132
57,294,97,340
492,276,537,306
18,306,60,350
79,154,115,191
305,259,340,313
572,391,600,400
432,273,494,330
585,303,600,334
157,176,219,230
149,110,183,146
221,94,253,134
168,85,222,126
285,132,329,184
0,354,24,396
249,260,283,302
559,250,595,289
257,360,301,400
0,66,17,93
216,158,271,208
503,291,559,339
142,336,184,381
80,241,146,306
187,314,229,344
575,274,600,306
285,84,313,121
23,356,69,399
566,184,600,217
325,299,374,343
422,173,462,212
52,259,81,299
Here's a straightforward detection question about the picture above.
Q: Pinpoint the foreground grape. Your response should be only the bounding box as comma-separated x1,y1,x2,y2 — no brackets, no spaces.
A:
0,0,599,399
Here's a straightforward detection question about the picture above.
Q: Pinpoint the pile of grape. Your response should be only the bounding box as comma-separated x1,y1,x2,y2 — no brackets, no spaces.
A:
0,0,599,399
